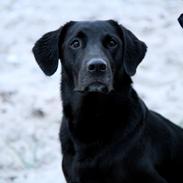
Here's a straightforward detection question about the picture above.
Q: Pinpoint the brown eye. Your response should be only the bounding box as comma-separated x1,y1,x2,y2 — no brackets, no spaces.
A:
105,36,118,48
107,39,117,48
70,39,81,49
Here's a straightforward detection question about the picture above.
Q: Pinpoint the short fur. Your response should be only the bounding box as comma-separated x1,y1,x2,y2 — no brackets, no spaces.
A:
33,20,183,183
178,14,183,28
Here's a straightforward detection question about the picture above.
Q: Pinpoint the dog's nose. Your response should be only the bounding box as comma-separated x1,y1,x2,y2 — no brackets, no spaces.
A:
87,59,107,73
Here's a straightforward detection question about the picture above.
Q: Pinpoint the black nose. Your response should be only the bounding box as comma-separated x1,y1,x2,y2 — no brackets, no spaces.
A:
87,59,107,73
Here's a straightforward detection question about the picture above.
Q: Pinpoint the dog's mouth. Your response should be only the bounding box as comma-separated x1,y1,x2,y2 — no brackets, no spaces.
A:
74,82,113,94
85,82,109,93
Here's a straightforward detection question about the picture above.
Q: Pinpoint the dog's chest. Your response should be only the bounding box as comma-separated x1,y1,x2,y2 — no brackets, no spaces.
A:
71,151,130,183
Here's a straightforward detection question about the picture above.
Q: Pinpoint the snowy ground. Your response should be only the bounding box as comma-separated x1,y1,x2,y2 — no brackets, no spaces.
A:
0,0,183,182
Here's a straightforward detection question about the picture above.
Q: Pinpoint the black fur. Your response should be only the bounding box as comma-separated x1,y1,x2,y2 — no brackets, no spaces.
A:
121,25,147,75
32,20,183,183
32,29,60,76
178,14,183,28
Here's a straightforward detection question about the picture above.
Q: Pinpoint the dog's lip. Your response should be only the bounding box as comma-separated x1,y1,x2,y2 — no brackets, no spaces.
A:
74,81,113,94
74,81,104,91
88,81,106,86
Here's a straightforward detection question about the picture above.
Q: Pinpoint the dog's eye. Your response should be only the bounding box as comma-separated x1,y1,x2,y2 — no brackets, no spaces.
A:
70,39,81,49
105,37,118,48
107,39,117,48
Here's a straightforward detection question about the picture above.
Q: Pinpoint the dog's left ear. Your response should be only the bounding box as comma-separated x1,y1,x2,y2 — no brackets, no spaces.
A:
121,26,147,76
178,14,183,28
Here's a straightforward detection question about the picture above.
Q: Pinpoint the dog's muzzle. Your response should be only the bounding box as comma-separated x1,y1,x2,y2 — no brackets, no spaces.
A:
74,58,113,93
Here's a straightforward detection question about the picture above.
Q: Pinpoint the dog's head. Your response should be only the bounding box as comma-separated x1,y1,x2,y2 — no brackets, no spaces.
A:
33,20,147,93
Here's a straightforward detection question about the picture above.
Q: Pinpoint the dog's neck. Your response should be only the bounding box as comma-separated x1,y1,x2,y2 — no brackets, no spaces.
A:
61,73,145,146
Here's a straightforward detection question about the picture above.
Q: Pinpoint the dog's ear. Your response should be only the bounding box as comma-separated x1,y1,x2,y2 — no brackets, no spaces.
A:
121,26,147,76
178,14,183,28
32,29,61,76
32,22,74,76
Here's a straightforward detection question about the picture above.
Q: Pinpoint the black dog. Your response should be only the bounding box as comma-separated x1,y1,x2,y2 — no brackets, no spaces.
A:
32,20,183,183
178,14,183,28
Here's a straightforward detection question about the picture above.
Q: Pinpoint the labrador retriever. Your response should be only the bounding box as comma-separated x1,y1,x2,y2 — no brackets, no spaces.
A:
32,20,183,183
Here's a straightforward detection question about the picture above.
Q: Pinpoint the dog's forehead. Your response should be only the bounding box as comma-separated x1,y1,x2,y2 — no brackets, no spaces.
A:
66,20,118,36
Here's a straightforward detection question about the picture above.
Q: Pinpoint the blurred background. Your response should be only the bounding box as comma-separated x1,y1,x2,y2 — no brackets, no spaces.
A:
0,0,183,182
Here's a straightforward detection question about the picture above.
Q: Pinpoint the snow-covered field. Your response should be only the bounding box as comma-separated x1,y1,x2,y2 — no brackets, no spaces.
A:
0,0,183,182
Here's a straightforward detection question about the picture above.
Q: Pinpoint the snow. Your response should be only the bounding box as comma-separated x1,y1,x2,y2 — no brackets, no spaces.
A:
0,0,183,182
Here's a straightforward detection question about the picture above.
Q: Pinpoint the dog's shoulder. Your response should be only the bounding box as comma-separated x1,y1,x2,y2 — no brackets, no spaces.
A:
145,110,183,154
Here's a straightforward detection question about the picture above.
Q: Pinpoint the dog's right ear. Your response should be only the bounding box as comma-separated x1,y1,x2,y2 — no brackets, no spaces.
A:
178,14,183,28
32,22,74,76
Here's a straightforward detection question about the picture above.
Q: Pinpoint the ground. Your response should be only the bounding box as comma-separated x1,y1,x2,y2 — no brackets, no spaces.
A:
0,0,183,182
